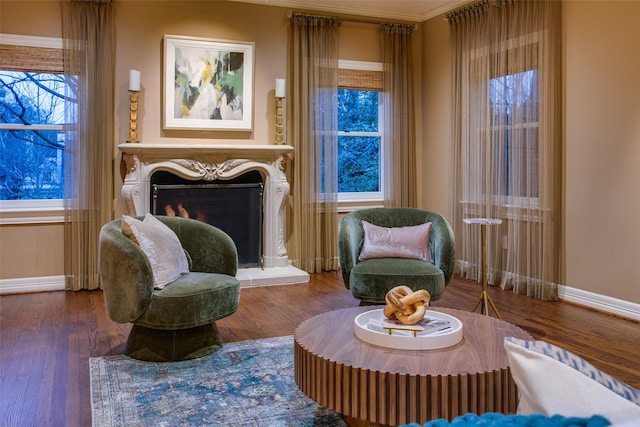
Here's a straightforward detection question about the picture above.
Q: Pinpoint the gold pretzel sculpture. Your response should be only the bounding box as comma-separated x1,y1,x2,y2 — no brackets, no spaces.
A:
383,285,431,325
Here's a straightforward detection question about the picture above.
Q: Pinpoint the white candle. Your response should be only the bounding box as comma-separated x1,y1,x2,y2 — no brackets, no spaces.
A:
275,78,285,98
129,69,141,91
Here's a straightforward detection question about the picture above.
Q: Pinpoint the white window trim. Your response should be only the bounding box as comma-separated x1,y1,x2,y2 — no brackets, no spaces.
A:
0,124,64,131
0,200,64,224
337,60,385,203
0,33,62,49
338,59,382,72
0,33,65,218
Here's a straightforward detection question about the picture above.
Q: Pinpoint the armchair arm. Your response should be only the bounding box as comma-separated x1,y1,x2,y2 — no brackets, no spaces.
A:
98,220,154,323
338,214,365,289
429,214,456,286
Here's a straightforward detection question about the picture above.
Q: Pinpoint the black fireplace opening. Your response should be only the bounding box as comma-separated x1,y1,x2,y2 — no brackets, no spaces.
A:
150,170,264,268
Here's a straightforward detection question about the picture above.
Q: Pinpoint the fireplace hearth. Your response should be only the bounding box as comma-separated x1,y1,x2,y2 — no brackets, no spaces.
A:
118,143,309,287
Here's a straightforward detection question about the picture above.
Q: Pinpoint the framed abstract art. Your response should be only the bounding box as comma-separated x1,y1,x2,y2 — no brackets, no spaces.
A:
163,35,254,131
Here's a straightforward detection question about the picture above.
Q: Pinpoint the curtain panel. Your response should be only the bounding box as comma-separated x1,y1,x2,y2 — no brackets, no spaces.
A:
449,0,561,300
62,0,115,291
287,14,341,273
381,23,417,207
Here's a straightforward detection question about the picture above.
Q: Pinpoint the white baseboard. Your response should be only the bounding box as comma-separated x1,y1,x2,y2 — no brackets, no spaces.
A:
2,275,638,322
0,267,312,295
0,275,66,295
236,265,310,287
558,284,640,322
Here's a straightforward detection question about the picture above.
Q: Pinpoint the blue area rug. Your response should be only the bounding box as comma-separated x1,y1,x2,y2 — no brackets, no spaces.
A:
90,335,347,426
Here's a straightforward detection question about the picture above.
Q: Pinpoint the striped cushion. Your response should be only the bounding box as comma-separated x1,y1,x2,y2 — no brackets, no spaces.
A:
504,337,640,425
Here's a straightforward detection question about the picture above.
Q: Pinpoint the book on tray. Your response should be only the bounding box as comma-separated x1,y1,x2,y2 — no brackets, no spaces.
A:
367,316,451,337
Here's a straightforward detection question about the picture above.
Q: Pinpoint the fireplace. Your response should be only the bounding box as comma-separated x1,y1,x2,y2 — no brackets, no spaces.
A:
151,170,264,267
118,142,309,287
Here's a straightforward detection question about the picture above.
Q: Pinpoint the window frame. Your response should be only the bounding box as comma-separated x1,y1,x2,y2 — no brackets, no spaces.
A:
464,32,544,210
337,60,384,203
0,33,65,216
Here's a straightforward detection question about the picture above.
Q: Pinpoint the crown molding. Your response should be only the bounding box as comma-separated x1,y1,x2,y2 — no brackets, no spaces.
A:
227,0,470,23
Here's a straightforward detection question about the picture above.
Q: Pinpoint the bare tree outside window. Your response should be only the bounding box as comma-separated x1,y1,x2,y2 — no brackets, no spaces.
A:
489,70,539,199
0,71,71,200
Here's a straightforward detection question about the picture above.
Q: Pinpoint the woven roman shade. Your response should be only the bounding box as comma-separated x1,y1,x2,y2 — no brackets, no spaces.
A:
339,68,382,91
0,44,63,73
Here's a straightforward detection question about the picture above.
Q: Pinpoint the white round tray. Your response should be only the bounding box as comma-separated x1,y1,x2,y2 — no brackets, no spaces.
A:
354,309,464,350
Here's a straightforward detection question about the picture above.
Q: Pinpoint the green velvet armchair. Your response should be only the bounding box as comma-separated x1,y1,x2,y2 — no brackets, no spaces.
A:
338,207,455,305
98,216,240,362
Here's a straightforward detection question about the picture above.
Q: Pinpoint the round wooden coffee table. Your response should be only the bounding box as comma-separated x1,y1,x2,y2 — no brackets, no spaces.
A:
294,306,532,426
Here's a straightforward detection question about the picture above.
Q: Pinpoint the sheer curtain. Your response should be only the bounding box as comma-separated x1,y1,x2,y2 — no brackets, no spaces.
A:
288,13,341,273
381,24,417,207
62,0,115,291
449,0,561,300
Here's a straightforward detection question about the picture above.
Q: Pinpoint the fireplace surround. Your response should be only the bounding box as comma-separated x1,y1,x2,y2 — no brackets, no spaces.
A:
118,143,309,287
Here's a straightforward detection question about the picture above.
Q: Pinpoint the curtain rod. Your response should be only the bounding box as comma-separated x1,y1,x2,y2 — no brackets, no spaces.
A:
288,11,417,29
444,0,490,21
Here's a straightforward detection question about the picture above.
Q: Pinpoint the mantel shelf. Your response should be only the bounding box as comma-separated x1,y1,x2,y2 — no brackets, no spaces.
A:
118,143,294,159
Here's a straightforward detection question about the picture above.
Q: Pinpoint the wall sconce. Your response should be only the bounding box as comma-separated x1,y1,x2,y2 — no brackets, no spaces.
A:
275,78,285,145
127,69,141,143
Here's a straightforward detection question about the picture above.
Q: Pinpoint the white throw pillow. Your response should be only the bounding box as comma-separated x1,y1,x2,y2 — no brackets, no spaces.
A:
121,214,189,289
504,337,640,425
358,221,432,263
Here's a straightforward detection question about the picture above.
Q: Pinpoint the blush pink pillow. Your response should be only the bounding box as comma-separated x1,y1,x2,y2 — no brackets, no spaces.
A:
358,220,432,263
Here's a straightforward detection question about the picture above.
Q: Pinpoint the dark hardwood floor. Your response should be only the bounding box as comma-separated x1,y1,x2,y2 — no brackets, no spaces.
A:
1,272,639,427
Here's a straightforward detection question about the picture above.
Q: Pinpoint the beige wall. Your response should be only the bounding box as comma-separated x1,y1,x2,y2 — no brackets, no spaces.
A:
0,220,64,279
421,0,640,304
562,1,640,302
420,15,452,219
0,0,61,37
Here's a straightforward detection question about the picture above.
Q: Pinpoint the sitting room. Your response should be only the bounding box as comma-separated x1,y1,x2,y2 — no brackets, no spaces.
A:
1,0,639,426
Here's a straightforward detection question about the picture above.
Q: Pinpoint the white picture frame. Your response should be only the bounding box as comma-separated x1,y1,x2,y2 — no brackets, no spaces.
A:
163,35,254,131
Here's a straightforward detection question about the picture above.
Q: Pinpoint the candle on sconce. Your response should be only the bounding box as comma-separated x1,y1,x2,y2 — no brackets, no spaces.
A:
129,69,141,91
127,69,141,143
275,78,285,144
275,78,285,98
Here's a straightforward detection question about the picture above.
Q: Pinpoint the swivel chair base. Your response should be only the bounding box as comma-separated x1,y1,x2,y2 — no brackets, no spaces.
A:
125,322,222,362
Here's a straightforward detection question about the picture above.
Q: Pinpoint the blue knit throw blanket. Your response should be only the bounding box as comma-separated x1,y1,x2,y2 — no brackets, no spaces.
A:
403,412,611,427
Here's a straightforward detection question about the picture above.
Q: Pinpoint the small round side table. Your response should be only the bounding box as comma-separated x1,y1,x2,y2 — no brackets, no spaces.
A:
463,218,503,318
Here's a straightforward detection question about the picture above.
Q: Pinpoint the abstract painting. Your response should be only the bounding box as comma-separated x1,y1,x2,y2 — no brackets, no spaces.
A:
163,35,254,131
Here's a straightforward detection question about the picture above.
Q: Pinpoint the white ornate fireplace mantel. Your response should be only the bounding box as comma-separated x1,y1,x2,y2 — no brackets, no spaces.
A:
118,142,309,287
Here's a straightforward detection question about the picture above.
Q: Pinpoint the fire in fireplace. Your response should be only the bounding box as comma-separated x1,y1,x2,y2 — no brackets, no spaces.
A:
150,170,263,268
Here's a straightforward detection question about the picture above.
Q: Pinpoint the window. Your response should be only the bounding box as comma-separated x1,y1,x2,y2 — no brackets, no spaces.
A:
337,88,382,197
463,35,544,210
489,69,539,201
1,71,67,201
337,60,384,202
0,34,67,211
